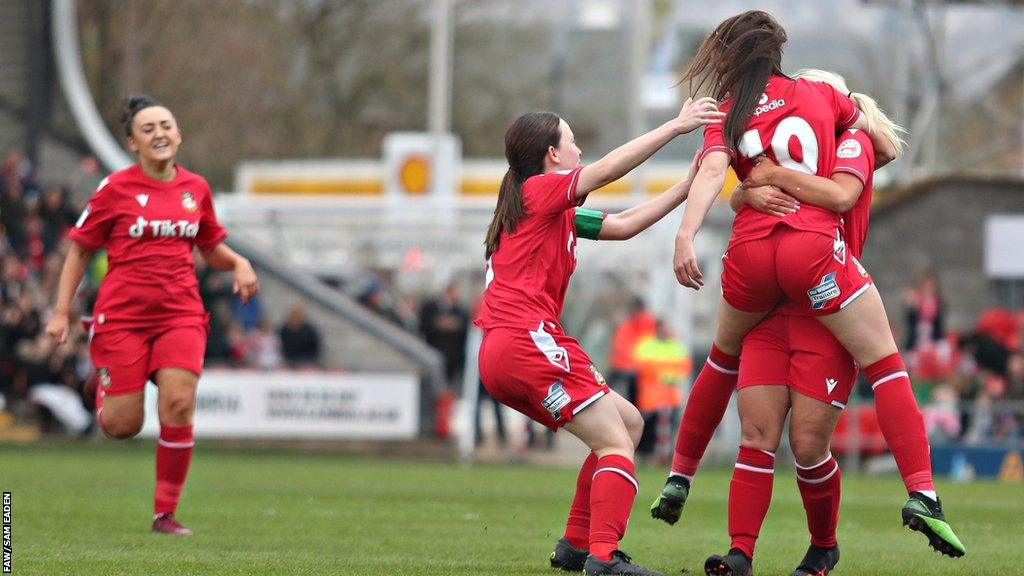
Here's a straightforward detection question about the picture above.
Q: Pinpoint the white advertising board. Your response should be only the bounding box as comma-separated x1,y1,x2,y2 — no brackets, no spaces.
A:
985,215,1024,278
139,370,419,440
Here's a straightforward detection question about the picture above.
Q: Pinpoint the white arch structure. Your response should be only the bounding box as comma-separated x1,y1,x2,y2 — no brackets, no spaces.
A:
52,0,132,172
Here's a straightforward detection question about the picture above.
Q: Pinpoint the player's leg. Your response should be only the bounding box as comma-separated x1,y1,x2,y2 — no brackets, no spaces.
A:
705,384,788,576
655,302,776,526
149,323,206,536
553,390,644,573
777,232,964,557
816,289,965,557
89,329,150,438
788,392,843,576
98,391,145,438
564,395,660,576
655,300,768,523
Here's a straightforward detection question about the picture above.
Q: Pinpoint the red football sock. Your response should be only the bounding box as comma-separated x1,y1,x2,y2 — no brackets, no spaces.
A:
796,454,841,548
728,446,775,559
564,451,599,549
670,344,739,478
589,455,638,561
866,354,934,493
155,424,194,515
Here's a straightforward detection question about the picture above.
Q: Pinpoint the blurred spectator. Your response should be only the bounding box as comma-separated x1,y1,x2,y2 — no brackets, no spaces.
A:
37,185,77,252
279,304,322,368
419,281,469,388
608,297,656,406
974,307,1021,351
248,320,284,371
633,320,692,461
904,270,945,354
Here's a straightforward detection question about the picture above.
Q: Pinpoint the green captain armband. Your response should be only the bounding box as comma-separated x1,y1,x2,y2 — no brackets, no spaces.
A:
574,208,605,240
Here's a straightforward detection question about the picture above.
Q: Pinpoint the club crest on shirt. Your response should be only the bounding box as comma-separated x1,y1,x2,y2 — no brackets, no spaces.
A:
181,192,198,212
837,138,862,159
98,368,112,389
588,364,608,387
542,380,571,421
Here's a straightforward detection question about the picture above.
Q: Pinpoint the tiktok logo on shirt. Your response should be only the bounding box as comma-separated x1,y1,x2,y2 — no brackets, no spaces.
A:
128,217,200,239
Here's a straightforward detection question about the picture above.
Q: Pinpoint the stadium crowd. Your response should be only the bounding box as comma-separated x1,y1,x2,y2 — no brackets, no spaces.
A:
1,148,1021,445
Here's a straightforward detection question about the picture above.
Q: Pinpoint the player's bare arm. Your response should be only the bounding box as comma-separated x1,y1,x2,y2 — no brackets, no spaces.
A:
599,153,700,240
673,150,729,289
575,97,724,199
46,242,94,345
743,156,863,213
201,243,260,304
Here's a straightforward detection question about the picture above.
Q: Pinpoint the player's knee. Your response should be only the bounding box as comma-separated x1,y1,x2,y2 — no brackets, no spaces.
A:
740,419,778,452
103,416,143,439
162,393,196,423
789,432,830,467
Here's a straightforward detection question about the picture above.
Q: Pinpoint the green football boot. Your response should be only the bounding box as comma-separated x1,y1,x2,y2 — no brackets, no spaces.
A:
649,476,690,525
901,492,966,558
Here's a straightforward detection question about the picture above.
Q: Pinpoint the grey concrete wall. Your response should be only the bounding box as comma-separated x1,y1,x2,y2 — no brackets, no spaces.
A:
863,178,1024,332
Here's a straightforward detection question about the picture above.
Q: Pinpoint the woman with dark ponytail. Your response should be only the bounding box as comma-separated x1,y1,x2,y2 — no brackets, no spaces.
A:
646,11,964,576
476,98,723,576
46,96,259,536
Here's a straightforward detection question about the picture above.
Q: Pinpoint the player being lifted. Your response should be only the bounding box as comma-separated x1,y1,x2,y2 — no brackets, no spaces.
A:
700,69,907,576
476,96,723,576
47,96,259,536
648,10,965,568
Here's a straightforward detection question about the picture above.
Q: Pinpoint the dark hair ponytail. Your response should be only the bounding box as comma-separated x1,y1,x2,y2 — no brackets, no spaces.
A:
484,111,562,258
119,95,165,137
680,10,787,152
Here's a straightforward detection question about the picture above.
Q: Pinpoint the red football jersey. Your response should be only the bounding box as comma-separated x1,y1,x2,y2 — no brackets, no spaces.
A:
700,75,861,248
475,168,585,330
68,164,227,332
833,128,874,261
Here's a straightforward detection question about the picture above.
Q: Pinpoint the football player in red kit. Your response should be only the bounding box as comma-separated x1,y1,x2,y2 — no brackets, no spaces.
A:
708,69,911,576
477,97,723,576
46,96,259,536
649,11,965,574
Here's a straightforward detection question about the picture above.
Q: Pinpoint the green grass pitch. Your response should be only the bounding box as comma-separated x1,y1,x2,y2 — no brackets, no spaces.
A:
1,442,1021,575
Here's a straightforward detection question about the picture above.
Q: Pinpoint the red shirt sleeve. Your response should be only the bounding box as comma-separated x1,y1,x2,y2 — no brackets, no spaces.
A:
813,81,861,130
698,122,735,164
831,130,874,184
67,178,118,252
194,183,228,252
522,167,584,217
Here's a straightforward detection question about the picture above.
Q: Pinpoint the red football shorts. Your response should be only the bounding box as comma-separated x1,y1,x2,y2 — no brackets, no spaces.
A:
722,227,873,315
737,313,858,408
478,322,610,430
90,322,208,396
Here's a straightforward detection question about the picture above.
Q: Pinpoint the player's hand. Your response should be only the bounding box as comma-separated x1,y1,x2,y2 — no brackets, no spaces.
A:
675,97,726,135
46,312,70,345
232,258,260,304
742,155,779,188
742,185,798,217
673,233,703,289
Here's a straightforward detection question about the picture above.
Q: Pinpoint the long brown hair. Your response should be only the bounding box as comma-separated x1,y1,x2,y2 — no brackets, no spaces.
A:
484,111,562,258
681,11,787,152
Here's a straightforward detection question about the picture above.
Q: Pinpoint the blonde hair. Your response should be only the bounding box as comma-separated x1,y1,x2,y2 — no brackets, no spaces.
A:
794,68,906,155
